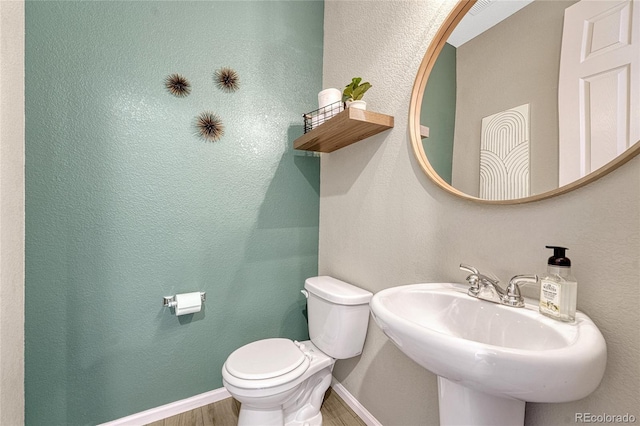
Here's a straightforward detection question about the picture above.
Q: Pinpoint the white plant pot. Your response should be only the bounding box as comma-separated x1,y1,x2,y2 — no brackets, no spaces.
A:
346,100,367,110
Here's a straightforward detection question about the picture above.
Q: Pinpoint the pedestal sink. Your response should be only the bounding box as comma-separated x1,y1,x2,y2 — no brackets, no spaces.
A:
369,283,606,426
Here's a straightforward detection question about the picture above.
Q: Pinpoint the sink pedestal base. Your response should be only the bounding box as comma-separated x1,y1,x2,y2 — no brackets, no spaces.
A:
438,377,525,426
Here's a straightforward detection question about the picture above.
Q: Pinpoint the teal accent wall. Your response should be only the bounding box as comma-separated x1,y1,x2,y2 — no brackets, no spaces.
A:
421,42,456,184
25,1,323,424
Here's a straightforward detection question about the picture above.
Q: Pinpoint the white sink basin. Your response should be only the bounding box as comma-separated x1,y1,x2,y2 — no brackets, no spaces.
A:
370,283,607,425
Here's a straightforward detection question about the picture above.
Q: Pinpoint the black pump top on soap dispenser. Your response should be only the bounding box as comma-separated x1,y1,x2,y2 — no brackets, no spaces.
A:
546,245,571,267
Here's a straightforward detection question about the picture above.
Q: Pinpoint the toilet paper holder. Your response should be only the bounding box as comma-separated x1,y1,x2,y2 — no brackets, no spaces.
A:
162,292,206,308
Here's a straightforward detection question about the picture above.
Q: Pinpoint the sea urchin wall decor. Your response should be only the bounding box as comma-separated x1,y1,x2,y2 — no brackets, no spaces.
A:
196,111,224,142
165,73,191,97
214,67,240,92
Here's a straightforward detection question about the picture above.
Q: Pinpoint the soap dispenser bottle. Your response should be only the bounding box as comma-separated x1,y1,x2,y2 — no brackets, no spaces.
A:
539,246,577,322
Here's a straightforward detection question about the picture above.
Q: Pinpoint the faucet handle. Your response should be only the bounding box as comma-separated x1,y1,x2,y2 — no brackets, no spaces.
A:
459,264,479,275
503,274,538,307
460,264,481,296
460,264,499,284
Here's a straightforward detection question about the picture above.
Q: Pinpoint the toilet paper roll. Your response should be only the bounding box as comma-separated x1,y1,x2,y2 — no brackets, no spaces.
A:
174,292,202,316
318,88,341,109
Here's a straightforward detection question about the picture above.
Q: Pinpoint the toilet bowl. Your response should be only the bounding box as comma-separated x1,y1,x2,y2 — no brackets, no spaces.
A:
222,276,372,426
223,339,334,426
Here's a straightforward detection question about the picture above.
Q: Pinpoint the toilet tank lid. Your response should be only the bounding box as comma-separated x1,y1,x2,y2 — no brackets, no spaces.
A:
304,276,372,305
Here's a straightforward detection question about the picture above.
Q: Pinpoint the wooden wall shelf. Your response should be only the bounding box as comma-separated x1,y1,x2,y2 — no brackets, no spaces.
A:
294,108,394,153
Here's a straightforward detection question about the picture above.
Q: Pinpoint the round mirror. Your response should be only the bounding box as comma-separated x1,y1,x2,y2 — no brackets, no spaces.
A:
410,0,640,204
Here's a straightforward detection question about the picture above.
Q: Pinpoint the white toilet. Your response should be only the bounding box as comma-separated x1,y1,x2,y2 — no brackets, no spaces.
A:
222,276,372,426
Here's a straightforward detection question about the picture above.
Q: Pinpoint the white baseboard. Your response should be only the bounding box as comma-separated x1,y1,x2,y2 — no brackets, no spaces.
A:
98,387,231,426
330,378,383,426
100,378,381,426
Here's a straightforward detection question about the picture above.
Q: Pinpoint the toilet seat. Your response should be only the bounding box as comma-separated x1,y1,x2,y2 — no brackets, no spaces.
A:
223,338,311,390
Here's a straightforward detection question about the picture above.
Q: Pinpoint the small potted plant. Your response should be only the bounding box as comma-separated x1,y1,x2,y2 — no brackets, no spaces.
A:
342,77,372,110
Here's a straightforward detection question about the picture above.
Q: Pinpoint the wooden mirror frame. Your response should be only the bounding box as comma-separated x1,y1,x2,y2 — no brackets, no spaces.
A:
409,0,640,205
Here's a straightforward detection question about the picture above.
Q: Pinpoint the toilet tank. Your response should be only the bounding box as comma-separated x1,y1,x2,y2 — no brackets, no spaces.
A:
304,276,373,359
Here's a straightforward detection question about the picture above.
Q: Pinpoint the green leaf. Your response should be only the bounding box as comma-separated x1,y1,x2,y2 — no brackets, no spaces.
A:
342,88,351,102
352,82,371,100
342,77,370,101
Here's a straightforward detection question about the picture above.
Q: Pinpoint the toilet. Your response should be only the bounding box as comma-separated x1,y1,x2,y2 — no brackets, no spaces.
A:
222,276,372,426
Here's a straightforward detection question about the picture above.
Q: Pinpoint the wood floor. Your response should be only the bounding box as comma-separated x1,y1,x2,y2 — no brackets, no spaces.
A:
146,388,367,426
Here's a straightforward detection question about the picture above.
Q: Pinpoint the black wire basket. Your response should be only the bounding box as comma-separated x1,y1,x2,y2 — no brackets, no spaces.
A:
303,101,345,134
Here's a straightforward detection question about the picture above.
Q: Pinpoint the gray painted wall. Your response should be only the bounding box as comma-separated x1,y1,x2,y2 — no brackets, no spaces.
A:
322,1,639,425
0,1,25,424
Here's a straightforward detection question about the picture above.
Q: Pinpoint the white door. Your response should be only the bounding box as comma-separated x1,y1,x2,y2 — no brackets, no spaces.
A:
558,0,639,186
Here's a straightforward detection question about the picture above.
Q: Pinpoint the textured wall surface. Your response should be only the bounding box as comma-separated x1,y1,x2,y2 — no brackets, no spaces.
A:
25,2,323,424
0,1,25,424
322,1,639,425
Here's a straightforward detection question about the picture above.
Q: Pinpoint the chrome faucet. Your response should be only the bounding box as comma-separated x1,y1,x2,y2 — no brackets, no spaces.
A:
460,264,537,308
